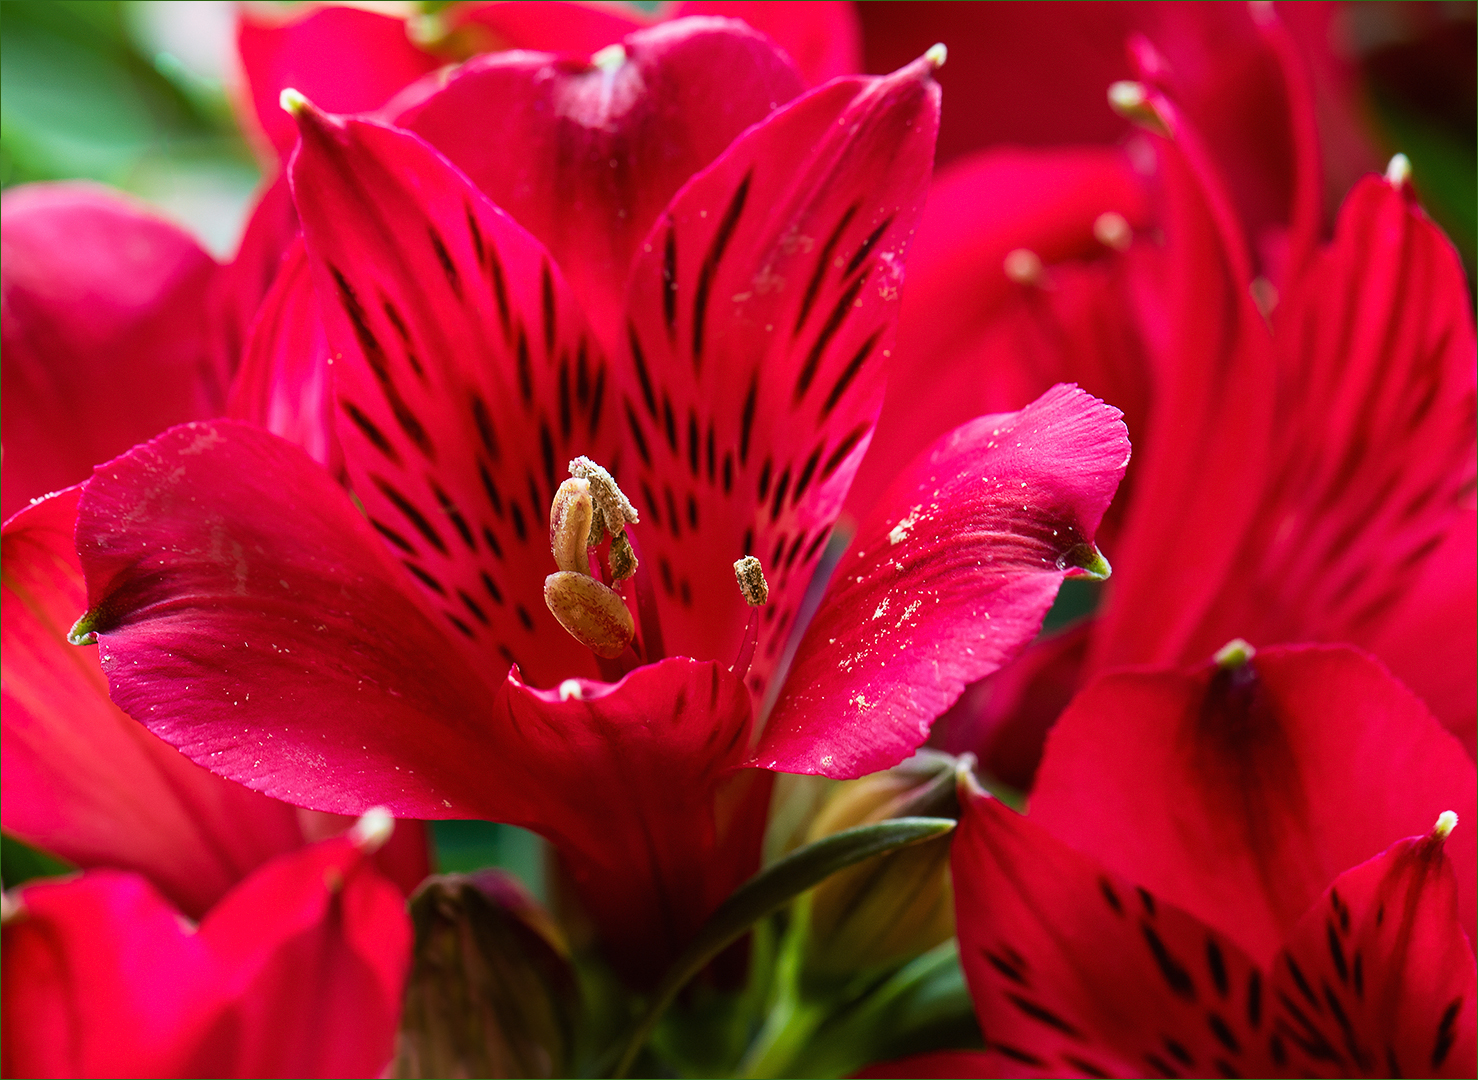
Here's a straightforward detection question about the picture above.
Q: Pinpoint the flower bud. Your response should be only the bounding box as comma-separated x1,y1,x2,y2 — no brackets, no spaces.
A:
544,571,635,658
802,751,972,980
392,871,578,1080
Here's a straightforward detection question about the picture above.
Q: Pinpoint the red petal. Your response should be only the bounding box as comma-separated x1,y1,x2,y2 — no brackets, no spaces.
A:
1184,177,1478,709
1,183,222,520
952,780,1277,1078
74,420,506,819
287,105,617,688
1,834,410,1078
850,146,1152,525
236,5,438,161
1270,826,1477,1078
853,1050,1001,1078
393,18,805,350
489,657,766,987
1030,645,1478,967
1089,129,1276,671
225,239,337,468
209,175,299,384
1,488,305,919
672,2,861,85
447,0,649,57
618,54,940,692
756,385,1129,778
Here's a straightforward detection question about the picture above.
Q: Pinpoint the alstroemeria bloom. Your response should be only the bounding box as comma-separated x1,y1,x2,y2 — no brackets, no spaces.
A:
893,18,1476,777
2,811,412,1079
69,28,1129,985
866,644,1477,1078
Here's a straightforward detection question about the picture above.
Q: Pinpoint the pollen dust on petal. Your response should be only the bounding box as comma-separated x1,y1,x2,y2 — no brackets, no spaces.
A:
889,505,924,545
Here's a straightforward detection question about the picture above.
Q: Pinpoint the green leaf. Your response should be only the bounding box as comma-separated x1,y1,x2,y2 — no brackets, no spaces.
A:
609,816,956,1078
2,832,75,889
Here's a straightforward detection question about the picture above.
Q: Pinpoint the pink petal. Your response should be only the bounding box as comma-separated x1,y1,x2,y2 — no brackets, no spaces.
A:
618,53,941,694
1089,128,1276,671
1,488,305,919
756,384,1129,778
1,183,223,521
488,657,766,987
393,18,805,350
1183,177,1478,725
1270,825,1477,1078
236,5,439,161
225,239,337,468
209,175,299,383
952,780,1277,1078
1030,645,1478,968
849,146,1152,525
287,104,618,688
1,833,410,1078
672,2,861,85
446,0,650,57
74,420,505,819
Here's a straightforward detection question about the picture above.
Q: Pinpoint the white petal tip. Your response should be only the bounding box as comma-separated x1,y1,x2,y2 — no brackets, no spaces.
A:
924,43,948,70
279,87,309,116
1435,810,1458,840
1385,153,1412,189
350,806,395,853
1214,638,1256,669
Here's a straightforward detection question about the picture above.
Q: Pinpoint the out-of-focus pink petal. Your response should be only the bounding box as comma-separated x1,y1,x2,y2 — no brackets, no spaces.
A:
286,104,615,688
1030,645,1477,967
849,147,1152,526
1090,130,1275,671
489,658,766,987
952,780,1277,1078
930,621,1092,792
1182,177,1478,734
447,0,649,57
210,175,298,383
1,488,305,919
236,4,439,161
1272,826,1476,1078
394,18,805,350
225,239,336,468
756,385,1129,779
619,53,941,697
1,183,222,520
74,420,506,819
1,833,411,1079
673,2,861,84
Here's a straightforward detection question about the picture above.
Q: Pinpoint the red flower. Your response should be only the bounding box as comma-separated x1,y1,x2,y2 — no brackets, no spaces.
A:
69,25,1130,984
2,812,412,1079
866,643,1477,1078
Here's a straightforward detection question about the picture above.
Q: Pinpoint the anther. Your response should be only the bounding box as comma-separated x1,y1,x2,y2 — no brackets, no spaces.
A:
1093,211,1133,252
924,43,948,70
1385,153,1412,190
1214,638,1256,669
609,532,638,584
549,477,595,576
569,456,639,538
1434,810,1458,841
591,42,627,74
350,807,395,853
544,571,636,659
734,556,769,607
1108,81,1170,137
1003,248,1045,287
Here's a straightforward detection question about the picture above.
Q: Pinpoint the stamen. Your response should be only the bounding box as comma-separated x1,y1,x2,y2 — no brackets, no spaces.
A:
544,571,635,659
569,456,639,537
1108,81,1170,137
549,477,594,576
1434,810,1458,841
734,556,769,606
731,556,769,680
1214,638,1256,669
349,806,395,853
1003,248,1045,287
1385,153,1412,190
1093,211,1133,252
609,532,638,584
